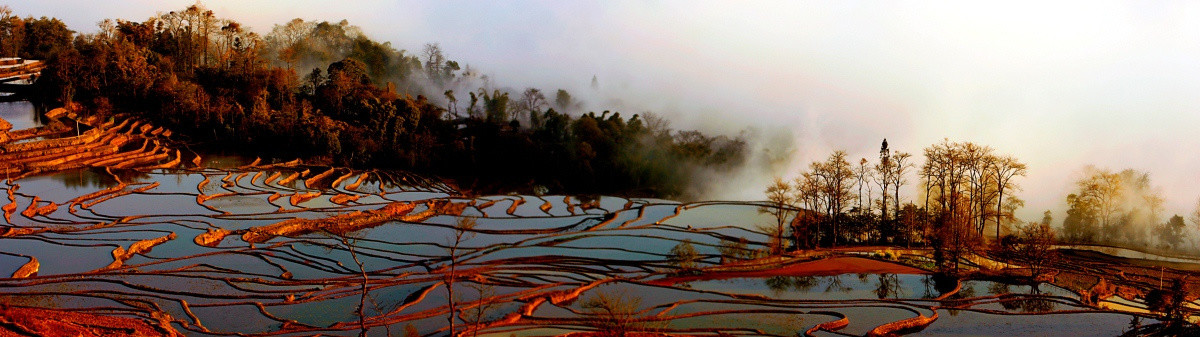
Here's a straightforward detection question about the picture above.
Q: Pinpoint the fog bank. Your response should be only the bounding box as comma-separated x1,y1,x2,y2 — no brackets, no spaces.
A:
14,1,1200,221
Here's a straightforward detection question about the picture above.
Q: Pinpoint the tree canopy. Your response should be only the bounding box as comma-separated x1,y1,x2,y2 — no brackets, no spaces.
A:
24,4,747,199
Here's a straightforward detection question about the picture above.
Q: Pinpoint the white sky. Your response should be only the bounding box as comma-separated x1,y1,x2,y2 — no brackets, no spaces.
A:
11,0,1200,221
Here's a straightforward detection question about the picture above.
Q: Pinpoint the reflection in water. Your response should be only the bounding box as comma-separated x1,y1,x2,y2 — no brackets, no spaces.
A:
932,273,959,296
48,168,148,190
825,274,851,293
0,101,46,131
0,162,1167,336
987,282,1056,313
874,274,903,299
764,275,820,296
922,275,938,299
1021,287,1056,313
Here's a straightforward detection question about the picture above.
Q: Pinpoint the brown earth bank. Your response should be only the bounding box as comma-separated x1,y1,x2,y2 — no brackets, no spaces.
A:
0,304,182,337
0,108,187,180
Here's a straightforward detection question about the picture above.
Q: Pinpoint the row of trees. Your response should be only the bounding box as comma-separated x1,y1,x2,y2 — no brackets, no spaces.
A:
763,139,1030,272
1061,167,1200,252
765,139,1200,269
918,140,1028,270
22,4,747,198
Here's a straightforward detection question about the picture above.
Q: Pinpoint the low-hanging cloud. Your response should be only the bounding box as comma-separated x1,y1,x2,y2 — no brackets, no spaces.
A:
14,1,1200,221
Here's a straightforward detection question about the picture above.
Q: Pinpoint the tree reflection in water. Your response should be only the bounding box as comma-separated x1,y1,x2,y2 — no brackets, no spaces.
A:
1021,285,1055,313
874,274,903,299
49,168,150,190
764,276,820,296
988,282,1055,312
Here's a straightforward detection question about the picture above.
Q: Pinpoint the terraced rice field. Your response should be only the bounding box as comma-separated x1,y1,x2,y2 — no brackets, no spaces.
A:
0,104,1186,336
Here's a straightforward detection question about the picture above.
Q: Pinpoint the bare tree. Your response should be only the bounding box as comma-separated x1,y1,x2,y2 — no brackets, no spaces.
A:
922,140,980,272
961,142,996,237
445,216,477,337
812,151,854,246
518,88,547,127
760,177,796,254
890,151,914,225
640,111,671,138
580,290,644,336
444,90,458,118
856,158,872,215
991,155,1027,240
423,42,445,82
1078,168,1123,241
793,172,822,249
1014,222,1056,276
462,276,496,337
323,231,371,337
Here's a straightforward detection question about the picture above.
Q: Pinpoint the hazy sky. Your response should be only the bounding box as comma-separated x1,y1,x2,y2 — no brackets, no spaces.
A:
12,1,1200,221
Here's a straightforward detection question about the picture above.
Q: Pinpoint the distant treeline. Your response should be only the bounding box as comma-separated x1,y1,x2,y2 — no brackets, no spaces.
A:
762,138,1200,272
0,4,747,197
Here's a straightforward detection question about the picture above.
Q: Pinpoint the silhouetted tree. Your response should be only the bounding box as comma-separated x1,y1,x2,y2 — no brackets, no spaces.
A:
856,158,872,216
760,178,795,254
812,151,854,246
580,290,643,337
445,217,477,337
1155,215,1187,250
991,155,1026,240
876,139,893,221
1013,222,1056,276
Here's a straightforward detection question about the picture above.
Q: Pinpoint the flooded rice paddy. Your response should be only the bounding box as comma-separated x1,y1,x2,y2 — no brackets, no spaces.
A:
0,165,1158,336
0,103,1171,336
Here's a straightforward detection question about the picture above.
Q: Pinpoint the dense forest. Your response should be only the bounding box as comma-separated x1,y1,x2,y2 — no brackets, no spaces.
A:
0,4,748,198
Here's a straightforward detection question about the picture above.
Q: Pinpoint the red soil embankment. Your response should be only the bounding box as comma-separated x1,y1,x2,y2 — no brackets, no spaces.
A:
9,256,38,278
237,200,464,244
0,304,183,337
103,233,178,270
0,110,183,178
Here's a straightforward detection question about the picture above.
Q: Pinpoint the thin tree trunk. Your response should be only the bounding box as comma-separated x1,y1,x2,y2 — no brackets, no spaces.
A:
447,245,456,337
341,237,369,337
996,190,1003,241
